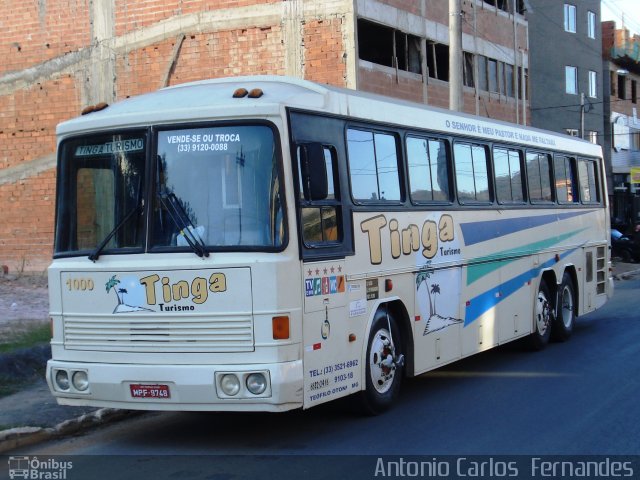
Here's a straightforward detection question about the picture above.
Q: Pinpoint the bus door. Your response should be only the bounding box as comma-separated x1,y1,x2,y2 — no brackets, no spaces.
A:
289,111,360,408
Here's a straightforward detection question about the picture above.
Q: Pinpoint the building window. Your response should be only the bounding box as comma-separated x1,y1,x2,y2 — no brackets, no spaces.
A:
588,71,597,98
565,66,577,94
504,63,514,97
357,20,421,75
564,4,576,33
565,129,579,137
484,0,526,15
618,74,627,100
633,80,637,104
588,131,598,144
463,52,475,88
426,42,450,81
477,56,488,91
518,66,529,100
632,130,640,151
488,59,499,93
587,11,596,39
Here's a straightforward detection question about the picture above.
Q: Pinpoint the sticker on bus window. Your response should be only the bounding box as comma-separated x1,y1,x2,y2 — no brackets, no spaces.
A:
75,139,144,157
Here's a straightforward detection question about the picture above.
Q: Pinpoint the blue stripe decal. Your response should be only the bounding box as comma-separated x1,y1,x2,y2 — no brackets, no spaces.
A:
464,249,577,326
460,211,592,246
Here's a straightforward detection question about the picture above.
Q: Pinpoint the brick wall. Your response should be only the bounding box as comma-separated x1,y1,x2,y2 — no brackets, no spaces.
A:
1,0,526,272
355,0,529,122
304,18,347,85
0,0,350,273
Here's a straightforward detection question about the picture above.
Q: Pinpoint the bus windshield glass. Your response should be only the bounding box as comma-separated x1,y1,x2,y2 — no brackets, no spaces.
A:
55,132,147,256
153,125,284,250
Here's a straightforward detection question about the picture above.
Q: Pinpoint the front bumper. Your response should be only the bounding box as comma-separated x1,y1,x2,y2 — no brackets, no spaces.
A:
46,359,303,412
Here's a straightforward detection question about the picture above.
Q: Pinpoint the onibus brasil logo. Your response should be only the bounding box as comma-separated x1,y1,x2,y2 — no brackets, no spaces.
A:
7,456,72,479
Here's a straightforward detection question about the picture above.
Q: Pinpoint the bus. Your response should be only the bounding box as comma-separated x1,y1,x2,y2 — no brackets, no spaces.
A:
47,76,613,413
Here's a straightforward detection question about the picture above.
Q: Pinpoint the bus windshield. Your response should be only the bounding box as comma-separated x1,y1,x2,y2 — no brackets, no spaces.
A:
152,125,284,250
55,124,285,256
55,131,147,256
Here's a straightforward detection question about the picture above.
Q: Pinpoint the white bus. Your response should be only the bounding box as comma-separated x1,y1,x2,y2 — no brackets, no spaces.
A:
47,76,613,413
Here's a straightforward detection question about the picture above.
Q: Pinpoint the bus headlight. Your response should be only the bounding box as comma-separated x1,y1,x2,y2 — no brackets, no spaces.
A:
246,373,267,395
72,371,90,391
220,374,240,396
55,370,70,391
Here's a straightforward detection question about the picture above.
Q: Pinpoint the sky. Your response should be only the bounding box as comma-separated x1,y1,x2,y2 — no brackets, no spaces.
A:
600,0,640,35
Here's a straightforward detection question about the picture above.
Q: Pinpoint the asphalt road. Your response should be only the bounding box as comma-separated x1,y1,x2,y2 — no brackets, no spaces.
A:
5,277,639,479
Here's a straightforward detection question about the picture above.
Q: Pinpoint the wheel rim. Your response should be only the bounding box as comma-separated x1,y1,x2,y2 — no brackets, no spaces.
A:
535,290,551,336
561,284,574,328
369,328,396,394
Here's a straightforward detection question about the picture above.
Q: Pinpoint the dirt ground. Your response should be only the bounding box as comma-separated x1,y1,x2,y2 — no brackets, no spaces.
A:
0,274,49,337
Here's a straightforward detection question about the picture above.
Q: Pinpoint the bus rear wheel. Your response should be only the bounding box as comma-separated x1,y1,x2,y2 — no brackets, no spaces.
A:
529,280,552,350
552,272,576,342
360,310,403,415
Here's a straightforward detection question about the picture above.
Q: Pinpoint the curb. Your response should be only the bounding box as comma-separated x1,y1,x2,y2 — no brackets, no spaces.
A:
0,408,140,454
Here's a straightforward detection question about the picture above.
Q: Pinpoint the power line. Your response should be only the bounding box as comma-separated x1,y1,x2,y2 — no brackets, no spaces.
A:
531,97,632,112
601,0,640,35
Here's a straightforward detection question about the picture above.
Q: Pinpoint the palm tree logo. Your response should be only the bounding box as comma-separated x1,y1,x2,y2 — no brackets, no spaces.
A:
105,275,152,313
106,275,122,304
430,284,441,315
416,263,462,335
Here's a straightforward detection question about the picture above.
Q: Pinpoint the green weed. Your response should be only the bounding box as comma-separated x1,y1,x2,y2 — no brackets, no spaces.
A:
0,323,51,354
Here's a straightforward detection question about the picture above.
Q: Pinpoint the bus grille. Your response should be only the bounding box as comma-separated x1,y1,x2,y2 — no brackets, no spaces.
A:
63,316,254,352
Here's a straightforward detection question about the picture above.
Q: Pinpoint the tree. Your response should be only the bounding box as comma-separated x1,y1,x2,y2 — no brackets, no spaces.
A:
416,262,434,317
105,275,122,305
430,284,441,316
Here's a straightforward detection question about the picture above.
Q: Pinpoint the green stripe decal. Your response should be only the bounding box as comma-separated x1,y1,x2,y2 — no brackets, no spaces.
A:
466,229,587,285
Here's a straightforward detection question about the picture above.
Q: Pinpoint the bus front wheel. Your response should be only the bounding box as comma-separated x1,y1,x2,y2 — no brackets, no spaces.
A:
552,272,576,342
360,310,403,415
529,280,552,350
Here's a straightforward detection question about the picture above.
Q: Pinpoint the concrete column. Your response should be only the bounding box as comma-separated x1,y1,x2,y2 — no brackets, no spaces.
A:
449,0,463,111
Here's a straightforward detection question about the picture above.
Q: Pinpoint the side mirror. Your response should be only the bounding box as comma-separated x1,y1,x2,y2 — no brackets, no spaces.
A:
299,143,328,201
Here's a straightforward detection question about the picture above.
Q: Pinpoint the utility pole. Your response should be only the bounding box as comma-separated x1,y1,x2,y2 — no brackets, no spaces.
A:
580,92,585,139
513,0,519,124
449,0,463,112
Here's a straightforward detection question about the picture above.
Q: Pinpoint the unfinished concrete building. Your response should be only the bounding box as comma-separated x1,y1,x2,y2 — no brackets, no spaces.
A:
0,0,529,272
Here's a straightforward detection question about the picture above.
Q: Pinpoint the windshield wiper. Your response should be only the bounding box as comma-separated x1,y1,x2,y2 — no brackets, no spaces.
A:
158,191,209,258
88,202,143,262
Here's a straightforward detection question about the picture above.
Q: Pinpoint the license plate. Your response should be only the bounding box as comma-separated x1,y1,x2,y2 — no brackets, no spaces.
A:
129,383,171,399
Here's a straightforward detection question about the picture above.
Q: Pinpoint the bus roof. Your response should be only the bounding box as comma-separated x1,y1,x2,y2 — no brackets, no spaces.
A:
58,75,602,157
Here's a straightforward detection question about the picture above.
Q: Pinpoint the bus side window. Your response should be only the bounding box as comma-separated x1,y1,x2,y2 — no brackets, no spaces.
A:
406,136,451,203
578,158,600,204
454,142,491,204
494,147,525,204
347,128,401,202
554,155,579,204
526,152,554,203
298,145,341,245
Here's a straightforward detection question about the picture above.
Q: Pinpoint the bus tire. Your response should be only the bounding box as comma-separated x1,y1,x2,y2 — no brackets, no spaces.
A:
360,310,403,415
529,280,552,350
552,272,576,342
